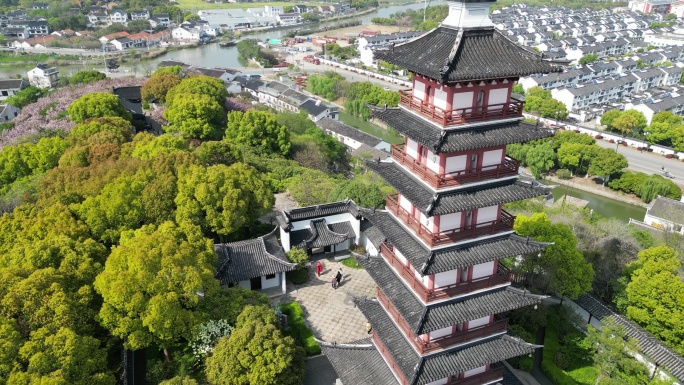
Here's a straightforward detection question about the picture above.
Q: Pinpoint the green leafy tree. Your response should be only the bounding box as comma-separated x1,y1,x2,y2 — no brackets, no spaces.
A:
69,70,107,85
193,141,243,167
307,72,346,100
199,288,269,325
94,221,219,360
175,163,274,237
588,147,628,184
619,246,684,355
68,92,132,124
638,174,682,203
551,130,596,151
328,179,386,208
127,19,151,33
526,86,551,99
166,75,227,110
9,327,115,385
526,142,556,178
5,86,48,109
141,73,182,104
538,98,568,120
154,66,183,76
583,322,658,385
578,53,599,65
287,169,339,207
601,110,622,129
69,117,134,146
226,110,291,156
0,316,22,381
205,305,305,385
612,110,647,136
512,84,524,95
557,143,597,175
286,248,309,265
160,377,199,385
130,133,189,159
164,93,225,140
514,213,594,299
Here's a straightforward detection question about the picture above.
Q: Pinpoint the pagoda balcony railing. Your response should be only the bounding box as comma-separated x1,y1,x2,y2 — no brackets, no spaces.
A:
377,288,509,354
385,194,515,247
390,144,520,188
449,364,505,385
379,242,512,302
399,89,524,126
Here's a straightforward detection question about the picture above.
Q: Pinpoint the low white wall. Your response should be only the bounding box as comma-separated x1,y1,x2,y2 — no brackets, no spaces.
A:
316,57,412,87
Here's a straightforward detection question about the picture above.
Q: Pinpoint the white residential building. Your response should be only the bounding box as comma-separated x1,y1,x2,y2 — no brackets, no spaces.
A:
0,79,28,101
172,27,201,41
108,9,128,24
27,65,59,89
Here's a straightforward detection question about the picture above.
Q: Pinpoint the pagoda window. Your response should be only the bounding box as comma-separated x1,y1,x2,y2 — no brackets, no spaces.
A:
471,261,496,280
464,210,474,229
425,149,440,173
463,366,487,378
414,79,427,101
434,86,448,110
398,194,413,213
469,153,478,172
476,205,499,226
438,212,462,232
393,246,408,266
482,148,505,171
429,325,453,341
476,90,485,112
445,154,467,173
452,90,474,112
426,85,433,104
406,138,419,160
467,315,491,330
433,269,458,288
419,212,435,233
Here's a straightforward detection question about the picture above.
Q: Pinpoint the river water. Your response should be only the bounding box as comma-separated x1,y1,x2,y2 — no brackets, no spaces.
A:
0,2,433,77
544,181,646,222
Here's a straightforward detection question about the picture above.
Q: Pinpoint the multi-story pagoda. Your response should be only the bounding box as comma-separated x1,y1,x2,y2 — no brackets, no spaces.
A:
321,1,564,384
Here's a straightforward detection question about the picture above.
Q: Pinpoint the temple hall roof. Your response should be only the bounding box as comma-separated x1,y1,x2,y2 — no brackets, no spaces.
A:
321,339,400,385
290,219,356,249
213,229,297,284
277,199,359,229
356,299,540,385
358,254,546,334
647,196,684,225
360,209,549,275
365,161,551,216
373,26,562,83
370,106,554,153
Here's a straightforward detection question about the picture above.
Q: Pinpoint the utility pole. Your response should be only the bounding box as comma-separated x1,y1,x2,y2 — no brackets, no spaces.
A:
423,0,428,22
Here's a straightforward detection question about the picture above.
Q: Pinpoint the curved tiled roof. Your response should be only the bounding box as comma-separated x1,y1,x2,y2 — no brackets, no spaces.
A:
369,106,554,153
357,254,546,334
277,199,359,229
374,26,562,83
290,219,355,249
575,294,684,382
360,209,548,275
213,229,296,284
365,160,551,216
321,339,400,385
355,298,540,385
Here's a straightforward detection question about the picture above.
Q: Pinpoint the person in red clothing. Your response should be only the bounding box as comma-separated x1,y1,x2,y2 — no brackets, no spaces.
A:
315,261,323,277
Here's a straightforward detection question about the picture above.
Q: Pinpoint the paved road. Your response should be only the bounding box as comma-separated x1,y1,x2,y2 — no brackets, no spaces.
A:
594,139,684,187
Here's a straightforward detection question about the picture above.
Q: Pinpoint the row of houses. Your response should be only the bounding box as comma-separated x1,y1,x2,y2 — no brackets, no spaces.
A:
86,9,171,28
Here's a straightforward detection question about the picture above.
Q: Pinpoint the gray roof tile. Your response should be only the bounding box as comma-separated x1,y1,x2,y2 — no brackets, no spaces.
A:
374,26,562,83
647,196,684,225
365,160,551,216
214,229,296,284
321,339,400,385
278,200,359,228
317,118,383,147
370,106,554,153
290,219,355,249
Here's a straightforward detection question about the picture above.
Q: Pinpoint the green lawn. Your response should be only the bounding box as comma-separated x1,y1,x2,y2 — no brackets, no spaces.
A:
542,315,598,385
175,0,324,11
279,301,321,356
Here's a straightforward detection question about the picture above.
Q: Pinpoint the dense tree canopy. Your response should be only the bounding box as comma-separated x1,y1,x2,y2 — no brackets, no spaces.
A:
514,213,594,298
618,246,684,355
165,75,227,110
164,93,225,140
226,110,291,156
94,222,219,356
175,163,274,237
141,73,182,104
70,70,107,85
205,305,305,385
67,93,132,124
5,86,48,109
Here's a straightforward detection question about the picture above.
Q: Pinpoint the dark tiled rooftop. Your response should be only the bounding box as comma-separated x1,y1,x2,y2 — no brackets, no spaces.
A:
321,339,400,385
365,161,551,216
290,219,355,249
213,229,296,284
317,117,383,147
360,209,548,275
374,26,562,83
278,200,359,228
370,106,554,153
647,196,684,225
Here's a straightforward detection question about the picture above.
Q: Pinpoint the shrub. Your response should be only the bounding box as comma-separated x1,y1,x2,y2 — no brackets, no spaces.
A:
554,351,571,370
279,302,321,356
341,256,363,269
287,267,309,284
287,248,309,265
556,169,572,180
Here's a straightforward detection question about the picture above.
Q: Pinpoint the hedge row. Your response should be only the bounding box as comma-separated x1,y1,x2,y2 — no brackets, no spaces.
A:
280,301,321,356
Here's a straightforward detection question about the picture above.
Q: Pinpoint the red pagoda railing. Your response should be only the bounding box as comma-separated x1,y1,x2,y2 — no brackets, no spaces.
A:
390,144,520,188
399,89,524,126
377,288,509,354
450,364,505,385
372,331,410,385
385,194,515,247
379,243,512,303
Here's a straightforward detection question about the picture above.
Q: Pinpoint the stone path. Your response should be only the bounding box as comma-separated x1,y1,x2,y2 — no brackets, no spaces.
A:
273,257,376,343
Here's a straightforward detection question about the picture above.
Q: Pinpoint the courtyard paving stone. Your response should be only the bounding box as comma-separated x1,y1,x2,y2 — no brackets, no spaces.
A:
273,256,376,344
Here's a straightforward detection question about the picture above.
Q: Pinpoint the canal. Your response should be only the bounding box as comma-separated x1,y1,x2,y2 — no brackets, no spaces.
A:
544,181,646,223
0,1,436,77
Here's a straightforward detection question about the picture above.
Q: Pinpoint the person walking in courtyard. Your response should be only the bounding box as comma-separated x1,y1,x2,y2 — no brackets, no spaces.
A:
334,268,343,289
315,261,323,277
